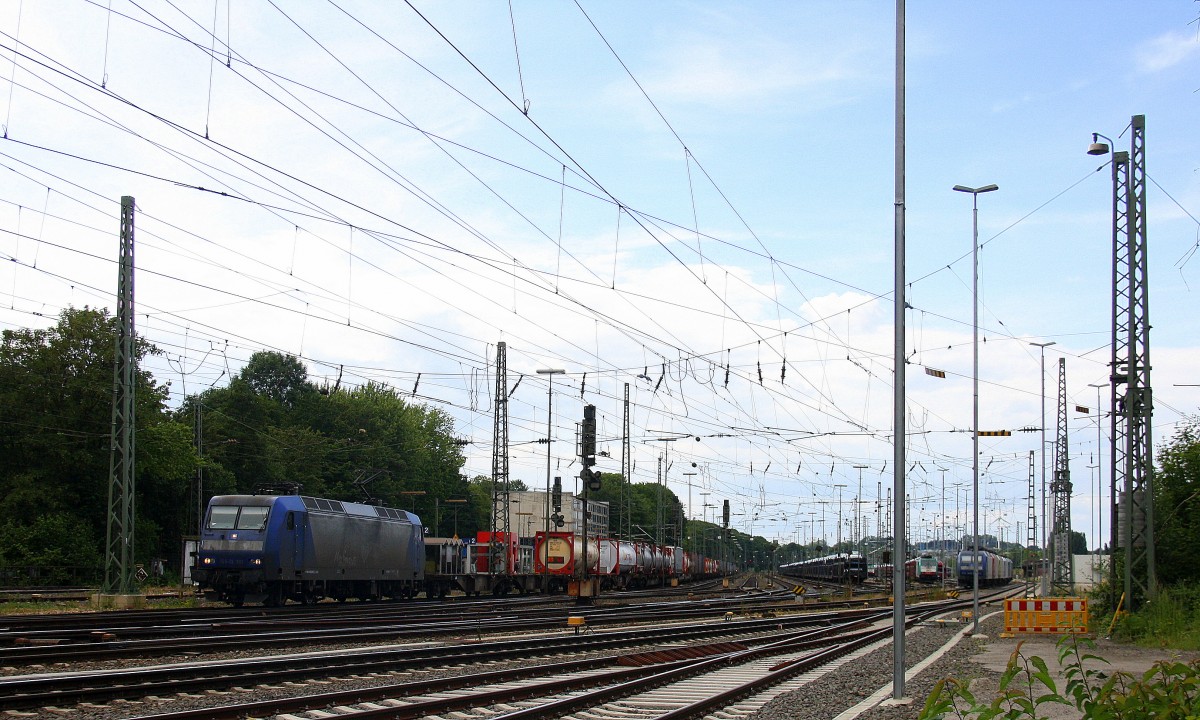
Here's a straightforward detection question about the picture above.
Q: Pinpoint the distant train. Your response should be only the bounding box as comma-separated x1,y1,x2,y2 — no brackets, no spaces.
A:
913,554,945,583
193,492,736,605
779,553,869,585
873,554,946,584
957,548,1014,588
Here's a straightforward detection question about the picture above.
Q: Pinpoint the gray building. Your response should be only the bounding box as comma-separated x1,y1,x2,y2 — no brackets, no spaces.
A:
495,490,609,538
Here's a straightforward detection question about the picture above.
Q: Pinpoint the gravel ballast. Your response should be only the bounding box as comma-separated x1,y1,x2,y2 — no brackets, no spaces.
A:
748,613,1002,720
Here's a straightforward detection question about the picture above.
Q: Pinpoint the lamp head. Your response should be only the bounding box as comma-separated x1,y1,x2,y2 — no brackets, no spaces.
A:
1087,133,1110,156
953,184,999,194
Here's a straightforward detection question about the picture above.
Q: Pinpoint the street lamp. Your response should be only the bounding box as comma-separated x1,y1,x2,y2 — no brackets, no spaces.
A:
806,511,816,559
682,471,697,552
833,484,847,553
1029,340,1056,590
536,368,565,589
853,465,868,556
1088,382,1106,555
814,500,830,551
937,466,948,581
398,490,426,514
954,181,998,636
1087,132,1113,157
1085,130,1131,609
445,498,467,538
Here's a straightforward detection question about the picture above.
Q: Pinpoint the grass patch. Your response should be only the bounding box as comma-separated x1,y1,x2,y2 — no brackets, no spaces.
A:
1112,583,1200,650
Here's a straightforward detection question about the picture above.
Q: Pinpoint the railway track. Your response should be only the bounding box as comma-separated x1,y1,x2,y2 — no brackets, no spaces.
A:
0,605,890,711
0,585,1017,719
113,605,958,720
0,580,769,638
0,593,803,665
102,613,904,720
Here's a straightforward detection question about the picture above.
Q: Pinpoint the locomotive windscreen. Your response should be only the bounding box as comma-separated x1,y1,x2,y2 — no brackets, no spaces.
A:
207,505,269,530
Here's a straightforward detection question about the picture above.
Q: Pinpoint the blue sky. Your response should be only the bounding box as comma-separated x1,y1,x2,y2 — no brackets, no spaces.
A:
2,1,1198,553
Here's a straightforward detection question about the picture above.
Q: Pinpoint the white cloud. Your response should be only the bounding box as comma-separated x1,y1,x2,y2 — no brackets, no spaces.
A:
1135,30,1199,73
641,37,867,109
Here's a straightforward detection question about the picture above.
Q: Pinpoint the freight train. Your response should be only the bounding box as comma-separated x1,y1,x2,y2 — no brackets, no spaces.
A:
532,531,732,593
778,552,869,585
193,492,734,605
956,548,1014,588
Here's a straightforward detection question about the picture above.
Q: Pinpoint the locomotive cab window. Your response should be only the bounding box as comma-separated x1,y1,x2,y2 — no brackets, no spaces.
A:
237,506,270,530
207,506,239,530
206,505,270,530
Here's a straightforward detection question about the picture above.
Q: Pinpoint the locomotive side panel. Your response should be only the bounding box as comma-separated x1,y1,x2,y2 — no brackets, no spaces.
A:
304,513,417,579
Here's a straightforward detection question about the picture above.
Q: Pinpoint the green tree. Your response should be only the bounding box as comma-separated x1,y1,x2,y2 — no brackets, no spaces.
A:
624,481,682,544
1069,529,1088,555
589,471,631,536
1154,416,1200,586
461,475,529,538
240,352,313,407
182,355,467,526
0,307,196,571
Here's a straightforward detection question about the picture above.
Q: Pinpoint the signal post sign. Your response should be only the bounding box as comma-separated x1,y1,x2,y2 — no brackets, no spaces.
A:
1004,597,1088,634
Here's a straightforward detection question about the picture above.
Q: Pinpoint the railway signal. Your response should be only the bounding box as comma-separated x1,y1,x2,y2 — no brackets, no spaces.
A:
581,404,596,467
580,467,602,492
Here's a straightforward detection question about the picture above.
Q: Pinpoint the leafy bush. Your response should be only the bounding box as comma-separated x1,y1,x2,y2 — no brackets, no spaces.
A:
0,513,102,568
918,635,1200,719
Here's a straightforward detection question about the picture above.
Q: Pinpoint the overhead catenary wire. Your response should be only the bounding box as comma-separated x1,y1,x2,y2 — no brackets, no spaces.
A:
0,2,1131,530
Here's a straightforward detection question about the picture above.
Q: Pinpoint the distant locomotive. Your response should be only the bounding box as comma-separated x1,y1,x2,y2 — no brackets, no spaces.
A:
956,548,1013,588
913,554,945,583
779,553,869,585
874,554,945,584
193,493,424,606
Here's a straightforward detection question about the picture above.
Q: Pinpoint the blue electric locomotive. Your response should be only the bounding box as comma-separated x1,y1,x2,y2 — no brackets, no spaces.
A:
956,548,1013,588
193,493,424,606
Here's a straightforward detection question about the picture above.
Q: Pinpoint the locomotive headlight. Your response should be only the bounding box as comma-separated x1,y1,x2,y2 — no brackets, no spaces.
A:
251,558,262,565
202,557,213,565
